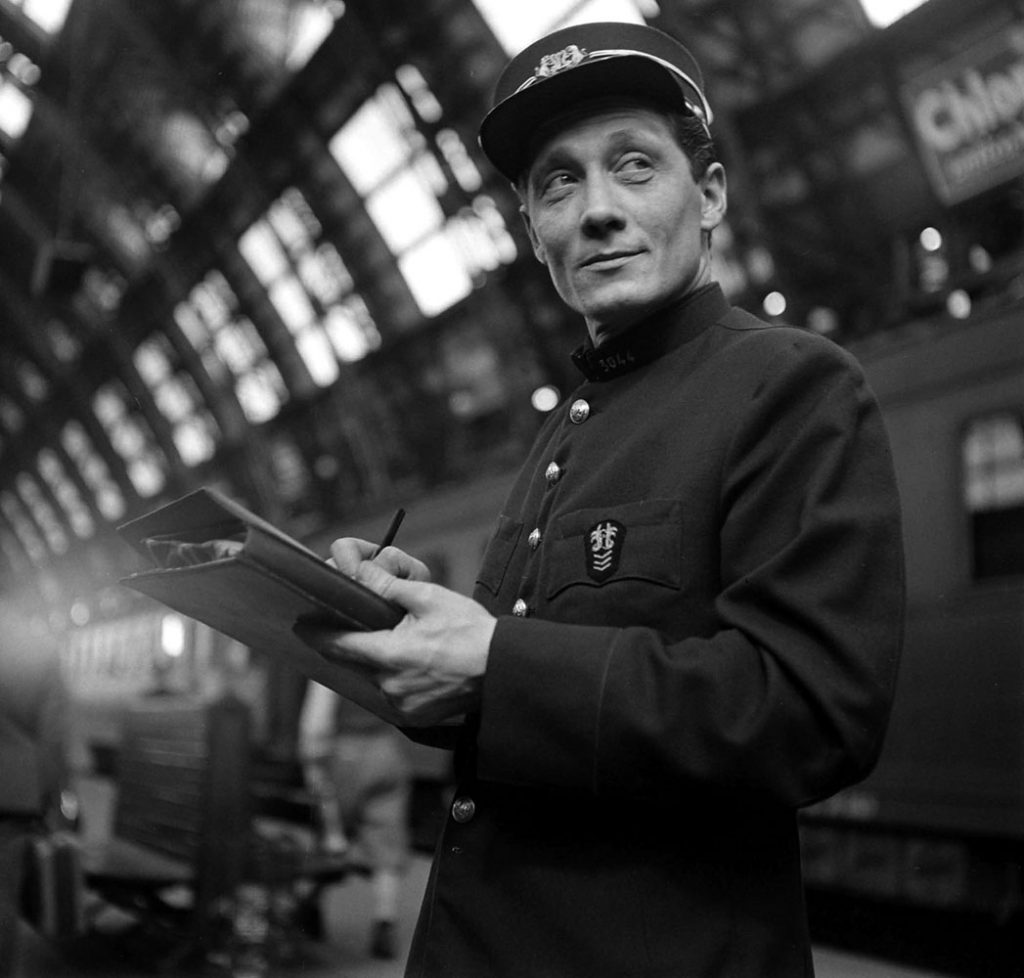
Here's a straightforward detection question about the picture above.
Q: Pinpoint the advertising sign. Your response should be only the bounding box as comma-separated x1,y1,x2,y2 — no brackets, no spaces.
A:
902,25,1024,204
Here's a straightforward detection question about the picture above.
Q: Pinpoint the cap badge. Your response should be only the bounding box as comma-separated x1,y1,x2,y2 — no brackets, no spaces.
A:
534,44,588,80
586,519,625,582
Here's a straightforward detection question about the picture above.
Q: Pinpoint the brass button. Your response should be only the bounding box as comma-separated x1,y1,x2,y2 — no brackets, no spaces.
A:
528,527,542,550
545,461,562,484
569,399,590,424
451,797,476,823
512,598,529,617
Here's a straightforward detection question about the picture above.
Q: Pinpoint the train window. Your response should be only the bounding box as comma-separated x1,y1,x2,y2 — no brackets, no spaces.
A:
962,412,1024,579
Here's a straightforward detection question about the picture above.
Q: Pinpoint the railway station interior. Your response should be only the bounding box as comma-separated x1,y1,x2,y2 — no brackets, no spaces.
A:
0,0,1022,975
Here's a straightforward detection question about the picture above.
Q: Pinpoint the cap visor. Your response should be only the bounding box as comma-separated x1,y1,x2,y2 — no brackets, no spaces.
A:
480,57,693,181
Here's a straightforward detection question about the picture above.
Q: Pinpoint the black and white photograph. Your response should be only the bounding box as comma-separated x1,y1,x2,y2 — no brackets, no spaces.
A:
0,2,1020,976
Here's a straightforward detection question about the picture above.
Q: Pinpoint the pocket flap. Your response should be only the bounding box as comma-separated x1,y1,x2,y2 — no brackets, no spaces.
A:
545,499,682,598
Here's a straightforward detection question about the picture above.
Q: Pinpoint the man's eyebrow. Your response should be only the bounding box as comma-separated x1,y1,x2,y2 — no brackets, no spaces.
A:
604,126,662,149
531,136,581,168
531,126,657,172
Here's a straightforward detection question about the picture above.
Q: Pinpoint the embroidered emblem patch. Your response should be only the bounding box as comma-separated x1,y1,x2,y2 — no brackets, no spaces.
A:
534,44,588,80
586,519,626,582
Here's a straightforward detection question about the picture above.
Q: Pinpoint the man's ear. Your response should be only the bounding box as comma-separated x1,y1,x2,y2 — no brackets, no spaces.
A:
519,203,547,265
700,163,727,232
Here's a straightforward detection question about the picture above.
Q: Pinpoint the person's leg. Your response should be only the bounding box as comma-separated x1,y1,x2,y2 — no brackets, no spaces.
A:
346,733,412,960
367,865,402,959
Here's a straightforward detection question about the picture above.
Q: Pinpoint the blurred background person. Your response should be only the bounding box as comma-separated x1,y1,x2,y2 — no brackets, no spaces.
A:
298,678,412,961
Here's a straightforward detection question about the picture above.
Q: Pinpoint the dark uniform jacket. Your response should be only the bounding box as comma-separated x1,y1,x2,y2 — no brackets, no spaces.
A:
405,284,905,978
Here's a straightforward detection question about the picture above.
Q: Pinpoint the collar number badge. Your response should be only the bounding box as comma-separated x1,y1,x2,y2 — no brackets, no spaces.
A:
586,519,626,582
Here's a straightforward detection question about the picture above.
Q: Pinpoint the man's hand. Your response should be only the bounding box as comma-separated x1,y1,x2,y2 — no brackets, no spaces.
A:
296,537,497,726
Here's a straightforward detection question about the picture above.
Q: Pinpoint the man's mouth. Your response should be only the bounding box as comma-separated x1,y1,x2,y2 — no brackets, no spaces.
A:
580,250,638,269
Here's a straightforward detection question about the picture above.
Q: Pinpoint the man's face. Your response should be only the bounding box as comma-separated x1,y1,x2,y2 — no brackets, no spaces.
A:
520,102,726,345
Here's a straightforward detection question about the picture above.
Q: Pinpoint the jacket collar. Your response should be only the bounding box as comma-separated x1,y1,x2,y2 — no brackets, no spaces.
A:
570,283,729,382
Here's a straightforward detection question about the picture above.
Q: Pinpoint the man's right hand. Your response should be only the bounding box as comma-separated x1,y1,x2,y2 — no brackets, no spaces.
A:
329,536,432,584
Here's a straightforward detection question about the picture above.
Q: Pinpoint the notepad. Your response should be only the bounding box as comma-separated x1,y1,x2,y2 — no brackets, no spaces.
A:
117,487,410,724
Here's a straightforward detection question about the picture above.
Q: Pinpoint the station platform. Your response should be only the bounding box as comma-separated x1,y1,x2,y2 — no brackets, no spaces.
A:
16,849,959,978
12,775,967,978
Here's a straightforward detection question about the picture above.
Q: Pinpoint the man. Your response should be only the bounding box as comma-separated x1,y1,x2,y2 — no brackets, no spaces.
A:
297,21,904,977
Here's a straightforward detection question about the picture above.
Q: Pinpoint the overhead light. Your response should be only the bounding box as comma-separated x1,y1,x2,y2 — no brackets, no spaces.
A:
807,307,839,335
531,385,560,413
859,0,928,28
946,289,971,319
762,291,787,317
161,614,186,657
918,227,943,252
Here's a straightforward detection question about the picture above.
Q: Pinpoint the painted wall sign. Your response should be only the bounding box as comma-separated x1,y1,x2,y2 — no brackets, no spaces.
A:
902,25,1024,204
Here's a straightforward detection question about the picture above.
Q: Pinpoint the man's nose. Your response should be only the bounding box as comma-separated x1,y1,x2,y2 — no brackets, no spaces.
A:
579,175,626,236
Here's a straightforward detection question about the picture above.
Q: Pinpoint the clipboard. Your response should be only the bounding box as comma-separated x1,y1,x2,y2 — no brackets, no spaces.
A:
117,487,409,725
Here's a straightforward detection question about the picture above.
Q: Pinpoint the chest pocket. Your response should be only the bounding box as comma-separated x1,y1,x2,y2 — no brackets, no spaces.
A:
476,515,522,597
544,499,682,599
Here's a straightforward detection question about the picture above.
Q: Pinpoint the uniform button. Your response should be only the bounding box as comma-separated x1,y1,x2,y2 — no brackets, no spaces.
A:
451,797,476,823
545,461,562,484
569,399,590,424
512,598,529,617
528,527,542,550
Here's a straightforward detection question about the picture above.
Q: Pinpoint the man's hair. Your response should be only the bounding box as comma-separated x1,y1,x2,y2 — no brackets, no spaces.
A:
667,112,718,180
514,101,719,193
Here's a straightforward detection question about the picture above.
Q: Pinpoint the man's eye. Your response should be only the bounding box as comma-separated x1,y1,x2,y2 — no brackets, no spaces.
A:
618,155,653,176
540,172,575,196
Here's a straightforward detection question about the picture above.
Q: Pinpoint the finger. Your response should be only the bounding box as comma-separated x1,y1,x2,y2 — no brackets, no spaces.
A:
378,679,473,726
337,563,435,617
329,537,377,575
346,557,402,599
378,671,436,697
371,546,432,582
293,621,395,670
292,619,354,657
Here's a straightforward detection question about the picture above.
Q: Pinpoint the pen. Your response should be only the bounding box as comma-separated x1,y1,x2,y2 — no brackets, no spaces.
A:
371,507,406,559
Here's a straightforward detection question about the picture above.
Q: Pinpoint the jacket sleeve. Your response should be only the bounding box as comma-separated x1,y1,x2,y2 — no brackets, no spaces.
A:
475,337,905,808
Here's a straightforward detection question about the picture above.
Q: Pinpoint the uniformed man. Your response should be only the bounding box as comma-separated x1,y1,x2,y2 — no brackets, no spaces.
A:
297,20,905,977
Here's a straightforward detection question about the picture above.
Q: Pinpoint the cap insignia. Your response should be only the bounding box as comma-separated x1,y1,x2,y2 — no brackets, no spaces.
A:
534,44,588,80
